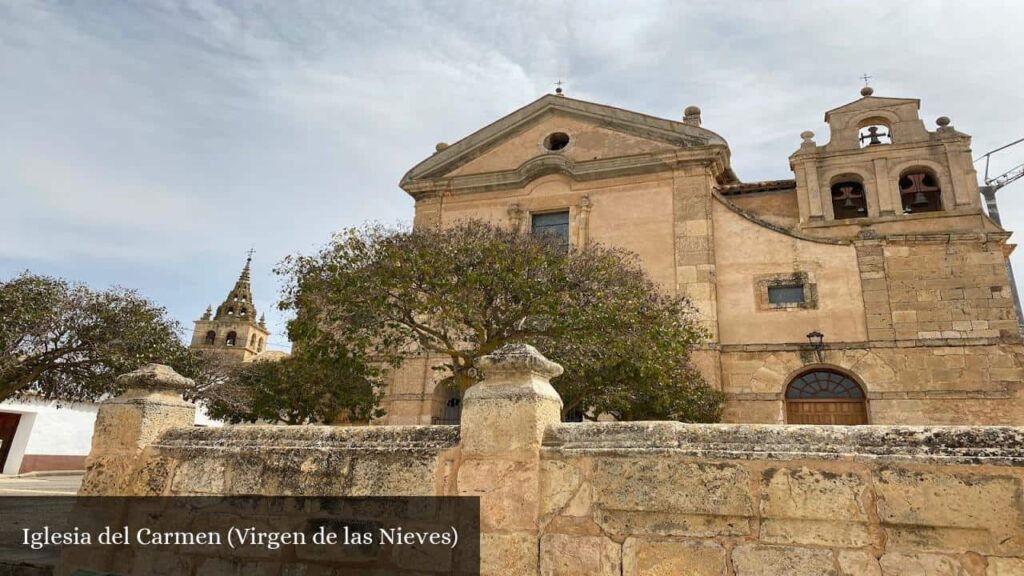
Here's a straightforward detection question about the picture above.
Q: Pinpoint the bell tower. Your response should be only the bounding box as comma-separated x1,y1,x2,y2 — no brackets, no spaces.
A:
789,85,982,236
189,251,270,363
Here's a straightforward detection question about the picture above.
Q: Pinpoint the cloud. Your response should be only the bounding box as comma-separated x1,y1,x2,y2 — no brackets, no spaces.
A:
3,0,1024,346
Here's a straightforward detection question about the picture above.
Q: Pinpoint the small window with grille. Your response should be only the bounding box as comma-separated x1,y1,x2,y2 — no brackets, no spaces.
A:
768,285,806,305
757,272,817,311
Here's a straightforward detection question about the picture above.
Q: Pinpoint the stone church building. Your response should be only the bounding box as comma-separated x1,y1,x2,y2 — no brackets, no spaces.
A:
379,86,1024,427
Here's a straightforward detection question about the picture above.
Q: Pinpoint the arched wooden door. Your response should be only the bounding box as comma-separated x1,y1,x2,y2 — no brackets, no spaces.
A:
785,370,868,425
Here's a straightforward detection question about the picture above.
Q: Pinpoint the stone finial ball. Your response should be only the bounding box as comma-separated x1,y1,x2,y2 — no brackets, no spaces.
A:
684,105,701,116
435,142,449,152
800,130,815,141
861,86,874,97
936,116,951,127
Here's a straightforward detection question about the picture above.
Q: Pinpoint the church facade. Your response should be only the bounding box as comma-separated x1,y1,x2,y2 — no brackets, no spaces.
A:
383,87,1024,426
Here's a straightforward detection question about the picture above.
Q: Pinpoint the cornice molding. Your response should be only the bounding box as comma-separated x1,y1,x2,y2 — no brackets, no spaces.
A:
405,147,731,198
401,94,730,195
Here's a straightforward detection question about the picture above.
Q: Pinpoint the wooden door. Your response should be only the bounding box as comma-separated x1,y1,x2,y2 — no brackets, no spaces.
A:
0,412,22,471
787,400,868,425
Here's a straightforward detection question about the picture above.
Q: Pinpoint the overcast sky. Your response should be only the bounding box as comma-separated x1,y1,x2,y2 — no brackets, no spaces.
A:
3,1,1024,350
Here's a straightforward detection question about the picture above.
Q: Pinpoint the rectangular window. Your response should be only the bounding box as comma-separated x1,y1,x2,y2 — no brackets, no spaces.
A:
767,285,805,305
531,211,570,250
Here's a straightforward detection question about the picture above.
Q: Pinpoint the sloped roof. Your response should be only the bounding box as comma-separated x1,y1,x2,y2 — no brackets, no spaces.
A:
400,94,728,189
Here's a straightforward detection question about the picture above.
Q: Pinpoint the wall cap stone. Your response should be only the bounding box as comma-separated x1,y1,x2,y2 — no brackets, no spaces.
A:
116,363,193,393
154,424,460,453
476,343,564,379
543,422,1024,466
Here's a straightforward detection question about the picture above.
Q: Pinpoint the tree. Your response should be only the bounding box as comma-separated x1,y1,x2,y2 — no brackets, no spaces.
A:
278,220,723,422
201,351,382,425
0,272,204,402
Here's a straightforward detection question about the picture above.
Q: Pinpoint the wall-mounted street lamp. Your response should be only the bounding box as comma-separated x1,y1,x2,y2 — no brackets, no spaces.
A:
806,331,825,363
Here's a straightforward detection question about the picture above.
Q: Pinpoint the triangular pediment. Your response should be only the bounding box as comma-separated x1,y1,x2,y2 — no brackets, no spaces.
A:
824,95,920,122
401,94,727,189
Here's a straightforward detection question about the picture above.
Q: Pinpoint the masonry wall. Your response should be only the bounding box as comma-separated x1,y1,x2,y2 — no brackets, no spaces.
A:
78,359,1024,576
80,421,1024,576
720,343,1024,425
537,423,1024,576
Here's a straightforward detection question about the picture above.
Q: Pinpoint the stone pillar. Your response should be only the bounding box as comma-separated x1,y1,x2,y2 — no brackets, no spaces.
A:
80,364,195,495
457,344,563,576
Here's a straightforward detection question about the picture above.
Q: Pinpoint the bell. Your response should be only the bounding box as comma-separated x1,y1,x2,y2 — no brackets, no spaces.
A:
843,197,855,209
912,191,929,207
859,126,889,146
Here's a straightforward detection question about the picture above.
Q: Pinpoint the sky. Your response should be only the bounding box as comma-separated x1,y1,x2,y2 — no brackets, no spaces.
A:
3,0,1024,351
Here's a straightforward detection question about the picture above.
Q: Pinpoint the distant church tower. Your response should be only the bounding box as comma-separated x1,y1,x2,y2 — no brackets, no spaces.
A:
189,252,270,363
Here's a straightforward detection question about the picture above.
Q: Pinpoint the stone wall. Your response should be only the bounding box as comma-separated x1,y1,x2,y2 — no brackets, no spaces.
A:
720,342,1024,425
80,352,1024,575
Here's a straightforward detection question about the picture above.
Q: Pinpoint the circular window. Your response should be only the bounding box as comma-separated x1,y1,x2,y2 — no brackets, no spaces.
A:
543,132,571,151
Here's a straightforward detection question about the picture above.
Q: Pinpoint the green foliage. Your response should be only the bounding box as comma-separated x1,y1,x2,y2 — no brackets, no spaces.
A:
0,271,204,402
201,351,383,425
278,220,723,422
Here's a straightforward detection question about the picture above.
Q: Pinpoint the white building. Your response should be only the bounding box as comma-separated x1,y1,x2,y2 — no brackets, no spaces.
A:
0,397,98,474
0,397,220,475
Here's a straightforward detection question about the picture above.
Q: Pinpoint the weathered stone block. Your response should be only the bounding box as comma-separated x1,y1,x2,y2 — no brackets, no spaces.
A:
540,458,587,519
879,552,965,576
169,456,226,495
480,533,537,576
837,550,881,576
459,459,539,531
760,467,872,547
987,557,1024,575
732,544,836,576
622,538,726,576
875,468,1024,554
540,533,620,576
590,458,752,537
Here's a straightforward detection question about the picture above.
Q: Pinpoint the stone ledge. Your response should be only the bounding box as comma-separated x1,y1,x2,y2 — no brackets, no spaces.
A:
707,336,1019,353
542,422,1024,466
156,424,460,452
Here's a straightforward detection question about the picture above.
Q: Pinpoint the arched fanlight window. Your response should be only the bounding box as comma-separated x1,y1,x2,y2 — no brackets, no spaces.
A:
830,179,868,220
786,370,865,399
204,330,216,345
899,169,942,214
785,369,868,425
225,331,237,347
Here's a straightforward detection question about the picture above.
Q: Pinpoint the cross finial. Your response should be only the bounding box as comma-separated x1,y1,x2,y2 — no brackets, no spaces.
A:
246,246,255,261
554,79,564,95
860,73,872,86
